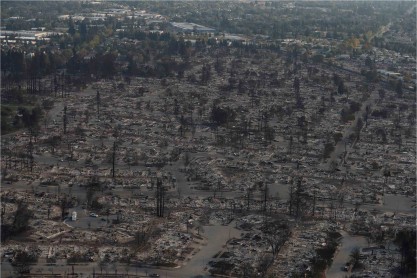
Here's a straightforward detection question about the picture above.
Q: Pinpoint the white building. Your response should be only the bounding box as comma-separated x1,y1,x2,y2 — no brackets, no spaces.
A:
71,211,77,221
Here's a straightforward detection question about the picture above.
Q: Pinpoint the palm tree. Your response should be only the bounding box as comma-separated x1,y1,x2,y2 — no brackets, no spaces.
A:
349,247,361,269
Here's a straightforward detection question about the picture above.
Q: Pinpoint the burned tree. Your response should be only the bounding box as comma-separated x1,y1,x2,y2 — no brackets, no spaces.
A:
134,225,152,249
394,228,416,276
11,249,38,275
246,187,253,211
27,136,34,172
110,141,117,180
355,117,364,141
262,219,291,256
288,135,293,154
12,202,33,234
263,181,269,214
214,57,225,75
395,80,403,98
59,195,71,220
156,178,165,217
61,72,65,98
63,105,68,134
201,63,211,85
96,90,100,118
293,77,300,96
173,98,179,115
293,77,303,108
297,116,308,144
46,135,61,154
288,178,311,218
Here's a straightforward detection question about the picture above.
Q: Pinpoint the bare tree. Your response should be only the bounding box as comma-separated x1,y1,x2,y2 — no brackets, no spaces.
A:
96,90,100,118
156,178,165,217
263,219,291,256
288,178,311,218
63,106,68,134
112,141,116,179
257,253,274,277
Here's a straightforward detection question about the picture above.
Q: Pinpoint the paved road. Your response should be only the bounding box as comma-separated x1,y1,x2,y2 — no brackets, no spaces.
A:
152,222,241,278
326,78,380,171
326,231,367,278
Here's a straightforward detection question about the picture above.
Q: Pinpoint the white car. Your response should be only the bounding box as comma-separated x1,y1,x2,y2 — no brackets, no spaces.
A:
90,213,99,218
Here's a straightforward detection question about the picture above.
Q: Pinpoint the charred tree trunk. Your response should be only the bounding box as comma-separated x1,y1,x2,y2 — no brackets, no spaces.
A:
156,178,165,217
112,141,116,179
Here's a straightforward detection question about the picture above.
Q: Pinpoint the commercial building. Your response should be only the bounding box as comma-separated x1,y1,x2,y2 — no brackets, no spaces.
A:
170,22,215,34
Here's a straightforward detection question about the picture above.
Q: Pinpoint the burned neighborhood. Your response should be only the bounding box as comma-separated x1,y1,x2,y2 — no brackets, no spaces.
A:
1,1,416,278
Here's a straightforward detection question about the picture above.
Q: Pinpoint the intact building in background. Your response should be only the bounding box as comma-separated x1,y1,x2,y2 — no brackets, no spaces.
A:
170,22,215,34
